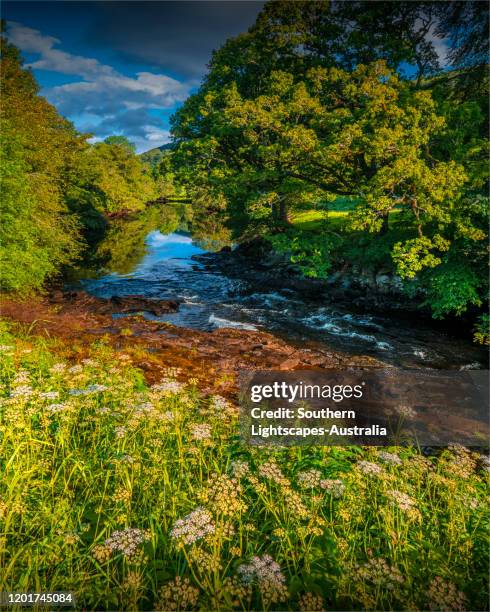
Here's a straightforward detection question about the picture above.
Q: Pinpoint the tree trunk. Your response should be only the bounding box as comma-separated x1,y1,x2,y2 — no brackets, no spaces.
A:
379,212,389,235
278,197,290,225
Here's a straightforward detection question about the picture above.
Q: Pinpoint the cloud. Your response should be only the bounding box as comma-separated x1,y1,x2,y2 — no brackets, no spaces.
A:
8,21,114,78
7,21,190,152
88,1,264,78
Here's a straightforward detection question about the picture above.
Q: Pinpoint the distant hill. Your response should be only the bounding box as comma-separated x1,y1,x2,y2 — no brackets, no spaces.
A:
140,142,174,167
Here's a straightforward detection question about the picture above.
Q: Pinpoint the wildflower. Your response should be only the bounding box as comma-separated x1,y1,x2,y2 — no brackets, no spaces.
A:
386,490,415,511
13,371,30,383
115,426,127,439
426,577,467,611
63,532,80,545
210,394,238,416
378,451,402,466
39,391,59,400
104,527,150,560
393,404,417,418
284,488,308,519
320,478,346,498
199,473,247,516
68,364,83,374
230,460,250,478
152,379,184,395
479,454,490,473
356,460,383,476
92,543,111,564
170,507,215,545
46,403,68,413
9,385,33,398
258,460,290,486
113,488,132,503
81,358,96,366
0,344,14,352
229,546,242,557
155,576,199,611
443,445,477,479
237,554,289,606
50,363,67,373
299,592,325,612
119,454,135,464
297,469,322,488
355,557,404,588
221,577,253,607
188,547,222,572
69,384,108,396
190,423,212,441
122,570,143,592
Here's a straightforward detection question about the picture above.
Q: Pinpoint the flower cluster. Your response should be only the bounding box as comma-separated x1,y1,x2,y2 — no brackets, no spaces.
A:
188,546,222,572
155,576,199,611
237,554,289,606
386,489,417,512
190,423,212,441
426,577,467,611
221,577,253,608
355,557,404,589
378,451,402,466
320,478,346,498
297,469,322,488
151,379,184,396
299,592,325,612
356,460,384,476
103,527,150,560
258,460,290,486
230,460,250,479
69,384,108,396
170,507,215,546
199,473,247,516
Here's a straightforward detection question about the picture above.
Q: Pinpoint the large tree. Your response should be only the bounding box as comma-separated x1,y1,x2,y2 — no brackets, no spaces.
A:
171,0,488,323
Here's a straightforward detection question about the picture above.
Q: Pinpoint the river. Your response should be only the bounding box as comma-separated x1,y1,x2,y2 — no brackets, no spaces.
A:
75,228,487,371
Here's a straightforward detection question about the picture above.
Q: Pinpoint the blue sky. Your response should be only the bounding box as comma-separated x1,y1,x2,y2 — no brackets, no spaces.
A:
3,1,264,152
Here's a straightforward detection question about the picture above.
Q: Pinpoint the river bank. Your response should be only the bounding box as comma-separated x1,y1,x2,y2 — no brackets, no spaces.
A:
0,291,384,398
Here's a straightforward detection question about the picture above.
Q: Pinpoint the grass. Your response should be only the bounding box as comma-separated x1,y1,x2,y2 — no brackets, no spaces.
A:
0,323,489,611
291,198,402,234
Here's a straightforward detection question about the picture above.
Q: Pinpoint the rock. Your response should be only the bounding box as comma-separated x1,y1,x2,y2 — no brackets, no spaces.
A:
279,357,301,370
51,291,180,316
109,295,180,316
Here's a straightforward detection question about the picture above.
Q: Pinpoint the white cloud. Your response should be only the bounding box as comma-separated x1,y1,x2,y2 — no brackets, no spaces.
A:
6,21,190,152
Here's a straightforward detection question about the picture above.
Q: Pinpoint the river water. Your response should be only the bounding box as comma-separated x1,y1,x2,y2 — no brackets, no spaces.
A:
78,230,487,370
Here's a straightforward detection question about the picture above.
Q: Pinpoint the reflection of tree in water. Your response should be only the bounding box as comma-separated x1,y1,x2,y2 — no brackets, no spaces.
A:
187,198,232,252
98,205,184,275
71,202,231,278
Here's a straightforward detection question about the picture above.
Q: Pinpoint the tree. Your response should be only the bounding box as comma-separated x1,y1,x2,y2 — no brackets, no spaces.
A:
0,33,83,293
171,0,488,322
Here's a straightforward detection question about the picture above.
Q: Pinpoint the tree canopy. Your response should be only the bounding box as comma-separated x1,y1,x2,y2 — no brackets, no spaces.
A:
171,0,489,327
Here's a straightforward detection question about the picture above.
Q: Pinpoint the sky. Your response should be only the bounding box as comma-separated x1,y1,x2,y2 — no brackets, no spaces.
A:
3,1,264,152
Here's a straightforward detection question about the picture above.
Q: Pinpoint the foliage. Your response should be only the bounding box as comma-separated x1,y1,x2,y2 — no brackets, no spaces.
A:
0,33,159,293
171,0,489,326
0,329,488,610
268,229,340,278
473,314,490,346
0,36,83,293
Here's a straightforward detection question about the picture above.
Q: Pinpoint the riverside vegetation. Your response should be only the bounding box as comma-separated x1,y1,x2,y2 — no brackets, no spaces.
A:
0,326,489,610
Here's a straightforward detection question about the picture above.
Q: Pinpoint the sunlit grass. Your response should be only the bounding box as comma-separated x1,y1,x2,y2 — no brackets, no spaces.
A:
0,323,488,611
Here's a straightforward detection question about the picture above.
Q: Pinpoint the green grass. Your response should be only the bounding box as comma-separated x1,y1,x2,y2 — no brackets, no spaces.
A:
0,324,488,611
291,198,403,234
